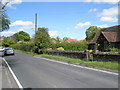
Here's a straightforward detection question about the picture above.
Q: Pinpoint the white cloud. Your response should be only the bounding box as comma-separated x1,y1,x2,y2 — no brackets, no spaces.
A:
75,21,91,29
98,6,119,23
96,24,108,28
100,16,118,22
10,20,33,27
48,31,58,37
10,20,34,31
99,7,118,17
1,31,16,36
88,8,98,12
18,25,34,31
1,0,22,9
84,0,119,4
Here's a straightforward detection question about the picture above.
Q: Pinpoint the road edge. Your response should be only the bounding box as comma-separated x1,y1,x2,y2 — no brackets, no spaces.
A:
3,58,23,89
35,56,119,76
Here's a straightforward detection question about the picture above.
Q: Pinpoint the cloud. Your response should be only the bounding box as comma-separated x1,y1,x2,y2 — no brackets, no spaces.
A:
88,8,98,12
96,24,108,28
18,26,34,31
98,6,119,23
10,20,33,27
1,0,22,9
48,31,58,37
1,31,16,36
100,16,118,22
10,20,34,31
75,21,91,29
99,7,118,17
84,0,119,4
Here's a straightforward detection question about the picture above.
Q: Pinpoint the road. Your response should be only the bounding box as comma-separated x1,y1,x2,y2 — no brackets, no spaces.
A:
4,52,118,88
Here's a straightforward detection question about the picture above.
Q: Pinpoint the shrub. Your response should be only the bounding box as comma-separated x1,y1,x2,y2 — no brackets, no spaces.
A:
11,42,34,52
46,48,52,51
109,48,120,52
57,47,64,51
50,41,88,51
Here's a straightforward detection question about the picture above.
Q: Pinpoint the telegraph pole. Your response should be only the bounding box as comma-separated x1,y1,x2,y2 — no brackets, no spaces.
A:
35,13,38,33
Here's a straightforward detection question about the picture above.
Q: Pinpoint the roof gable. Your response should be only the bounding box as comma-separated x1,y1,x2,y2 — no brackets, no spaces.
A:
89,25,120,44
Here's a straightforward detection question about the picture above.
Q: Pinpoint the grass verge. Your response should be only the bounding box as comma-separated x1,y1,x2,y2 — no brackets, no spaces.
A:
41,54,119,71
14,49,119,71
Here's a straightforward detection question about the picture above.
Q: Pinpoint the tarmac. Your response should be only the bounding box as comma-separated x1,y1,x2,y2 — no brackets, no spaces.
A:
0,57,19,89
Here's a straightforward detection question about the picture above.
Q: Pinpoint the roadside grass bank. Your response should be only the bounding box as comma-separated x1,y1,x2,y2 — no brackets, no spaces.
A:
41,54,119,71
14,49,119,71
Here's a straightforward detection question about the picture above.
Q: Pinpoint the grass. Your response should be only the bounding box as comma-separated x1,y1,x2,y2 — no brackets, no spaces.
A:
41,54,119,71
14,49,119,71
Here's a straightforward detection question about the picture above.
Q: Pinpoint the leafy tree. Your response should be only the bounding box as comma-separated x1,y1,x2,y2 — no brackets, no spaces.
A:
85,26,100,42
51,36,61,43
12,31,30,42
34,27,51,53
62,37,69,42
0,2,10,32
2,37,15,47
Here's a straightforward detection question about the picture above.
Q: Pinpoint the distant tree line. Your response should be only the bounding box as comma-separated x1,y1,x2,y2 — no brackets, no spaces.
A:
2,26,96,53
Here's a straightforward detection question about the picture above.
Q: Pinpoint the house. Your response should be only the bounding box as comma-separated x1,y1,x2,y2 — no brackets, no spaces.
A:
88,25,120,51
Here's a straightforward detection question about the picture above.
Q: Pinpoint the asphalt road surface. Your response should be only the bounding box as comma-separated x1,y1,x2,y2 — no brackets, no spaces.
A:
4,52,118,88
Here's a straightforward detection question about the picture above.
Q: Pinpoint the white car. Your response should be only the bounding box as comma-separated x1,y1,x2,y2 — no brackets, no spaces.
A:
4,48,14,55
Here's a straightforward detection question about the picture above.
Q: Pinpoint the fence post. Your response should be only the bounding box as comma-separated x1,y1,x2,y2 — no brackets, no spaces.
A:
86,50,89,61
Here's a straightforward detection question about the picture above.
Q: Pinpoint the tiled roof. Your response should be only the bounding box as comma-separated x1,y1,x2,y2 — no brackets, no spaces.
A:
102,32,117,42
89,25,120,44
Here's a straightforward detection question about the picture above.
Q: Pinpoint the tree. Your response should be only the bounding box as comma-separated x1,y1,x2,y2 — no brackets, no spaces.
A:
85,26,100,42
51,36,61,43
34,27,51,53
2,37,15,47
0,2,10,32
62,37,69,42
12,31,30,42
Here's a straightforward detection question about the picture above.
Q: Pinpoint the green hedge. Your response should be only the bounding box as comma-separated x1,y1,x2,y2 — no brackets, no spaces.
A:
11,42,34,52
109,48,120,52
50,41,88,51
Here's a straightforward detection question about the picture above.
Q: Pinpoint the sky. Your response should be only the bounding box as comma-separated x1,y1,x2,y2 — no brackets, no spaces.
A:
1,0,119,40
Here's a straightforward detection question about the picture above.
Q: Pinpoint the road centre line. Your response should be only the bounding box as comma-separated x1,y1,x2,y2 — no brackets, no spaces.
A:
34,56,118,76
3,58,23,89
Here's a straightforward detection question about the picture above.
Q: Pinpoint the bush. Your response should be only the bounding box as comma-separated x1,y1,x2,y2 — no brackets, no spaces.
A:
109,48,120,52
57,47,64,51
50,41,88,51
46,48,52,51
11,42,34,52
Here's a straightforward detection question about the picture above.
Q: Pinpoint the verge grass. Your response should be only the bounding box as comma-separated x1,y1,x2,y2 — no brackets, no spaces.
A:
41,54,119,71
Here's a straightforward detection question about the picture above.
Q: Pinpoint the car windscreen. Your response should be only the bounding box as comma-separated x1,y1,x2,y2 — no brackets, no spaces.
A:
6,48,13,50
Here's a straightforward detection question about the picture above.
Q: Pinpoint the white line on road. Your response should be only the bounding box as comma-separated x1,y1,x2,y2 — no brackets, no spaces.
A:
3,58,23,89
34,56,119,75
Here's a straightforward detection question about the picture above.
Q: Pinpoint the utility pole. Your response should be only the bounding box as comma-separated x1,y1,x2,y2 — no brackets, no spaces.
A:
35,13,38,33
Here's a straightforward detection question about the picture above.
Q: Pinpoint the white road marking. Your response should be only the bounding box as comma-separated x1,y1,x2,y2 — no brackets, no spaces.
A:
34,56,118,75
3,58,23,89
